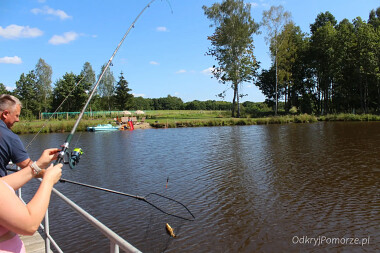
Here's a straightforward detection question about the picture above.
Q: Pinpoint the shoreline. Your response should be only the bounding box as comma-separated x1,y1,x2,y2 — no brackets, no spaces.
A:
12,113,380,134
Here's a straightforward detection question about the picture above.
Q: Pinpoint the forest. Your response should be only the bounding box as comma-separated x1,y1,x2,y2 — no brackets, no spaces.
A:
257,7,380,115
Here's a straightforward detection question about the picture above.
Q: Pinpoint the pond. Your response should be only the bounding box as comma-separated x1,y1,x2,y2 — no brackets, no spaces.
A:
20,122,379,252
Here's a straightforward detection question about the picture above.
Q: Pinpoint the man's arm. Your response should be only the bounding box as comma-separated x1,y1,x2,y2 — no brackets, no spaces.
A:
16,158,32,169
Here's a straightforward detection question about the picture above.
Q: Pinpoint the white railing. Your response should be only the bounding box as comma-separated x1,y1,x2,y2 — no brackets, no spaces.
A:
17,177,141,253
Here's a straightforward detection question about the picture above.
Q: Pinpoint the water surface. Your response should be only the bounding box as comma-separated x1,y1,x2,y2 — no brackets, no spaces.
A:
20,122,379,252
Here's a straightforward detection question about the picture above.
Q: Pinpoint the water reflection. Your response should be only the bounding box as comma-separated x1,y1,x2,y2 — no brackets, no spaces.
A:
19,122,379,252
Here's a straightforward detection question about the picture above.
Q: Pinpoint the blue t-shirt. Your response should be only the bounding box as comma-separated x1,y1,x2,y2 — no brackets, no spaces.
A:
0,120,29,177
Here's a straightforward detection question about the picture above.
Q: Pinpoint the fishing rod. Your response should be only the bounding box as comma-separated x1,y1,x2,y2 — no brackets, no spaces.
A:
6,76,85,173
26,75,85,151
55,0,157,166
50,1,195,221
60,178,195,221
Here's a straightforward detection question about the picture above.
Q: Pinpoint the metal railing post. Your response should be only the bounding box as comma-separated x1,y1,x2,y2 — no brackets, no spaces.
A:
51,187,141,252
44,209,51,253
12,166,141,253
110,242,119,253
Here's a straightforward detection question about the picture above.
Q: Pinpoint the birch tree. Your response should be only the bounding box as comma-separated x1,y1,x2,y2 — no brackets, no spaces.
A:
203,0,260,117
35,58,52,113
261,5,291,115
98,63,115,111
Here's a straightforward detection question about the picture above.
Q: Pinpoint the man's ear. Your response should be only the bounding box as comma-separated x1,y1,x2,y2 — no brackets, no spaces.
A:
1,110,9,119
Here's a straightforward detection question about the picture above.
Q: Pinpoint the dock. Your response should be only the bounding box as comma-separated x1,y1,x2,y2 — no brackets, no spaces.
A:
19,232,48,253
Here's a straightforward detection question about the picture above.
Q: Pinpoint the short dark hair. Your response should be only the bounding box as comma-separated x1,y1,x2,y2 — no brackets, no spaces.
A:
0,94,22,112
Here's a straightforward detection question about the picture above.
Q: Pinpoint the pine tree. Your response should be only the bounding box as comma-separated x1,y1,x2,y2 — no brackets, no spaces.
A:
115,72,133,110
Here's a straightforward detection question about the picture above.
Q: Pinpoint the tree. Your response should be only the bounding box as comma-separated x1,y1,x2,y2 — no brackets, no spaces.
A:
81,62,96,91
261,5,291,115
14,71,39,118
158,95,183,110
0,83,8,95
352,17,379,113
368,7,380,29
310,11,337,34
367,7,380,112
184,100,205,110
133,96,153,110
114,72,133,110
80,62,96,112
98,63,115,111
52,72,80,112
257,67,277,106
334,19,356,112
311,22,337,114
35,58,52,113
275,22,305,111
203,0,260,117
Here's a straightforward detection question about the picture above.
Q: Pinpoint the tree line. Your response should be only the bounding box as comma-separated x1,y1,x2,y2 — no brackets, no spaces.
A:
257,6,380,115
203,1,379,116
0,59,233,119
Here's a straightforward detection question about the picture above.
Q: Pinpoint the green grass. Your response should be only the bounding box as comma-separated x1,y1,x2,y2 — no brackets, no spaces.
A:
318,113,380,121
144,110,230,119
149,113,319,128
13,118,112,134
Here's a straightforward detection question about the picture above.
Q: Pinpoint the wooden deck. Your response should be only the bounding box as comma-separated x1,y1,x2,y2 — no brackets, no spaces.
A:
19,232,48,253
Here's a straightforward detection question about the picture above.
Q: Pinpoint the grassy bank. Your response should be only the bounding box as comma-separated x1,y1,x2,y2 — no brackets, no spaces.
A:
12,112,380,134
318,113,380,121
149,114,319,128
12,119,111,134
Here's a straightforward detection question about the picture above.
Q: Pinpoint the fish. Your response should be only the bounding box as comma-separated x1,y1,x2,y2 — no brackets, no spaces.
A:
166,223,176,237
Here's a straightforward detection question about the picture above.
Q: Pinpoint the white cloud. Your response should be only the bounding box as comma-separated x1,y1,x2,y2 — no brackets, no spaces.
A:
149,61,159,65
48,31,78,45
250,2,259,8
0,56,22,64
0,25,43,39
31,6,71,20
133,93,146,98
176,69,186,74
156,26,168,32
201,67,214,75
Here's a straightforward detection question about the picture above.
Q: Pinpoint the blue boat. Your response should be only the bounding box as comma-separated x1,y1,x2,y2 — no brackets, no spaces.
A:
86,124,119,132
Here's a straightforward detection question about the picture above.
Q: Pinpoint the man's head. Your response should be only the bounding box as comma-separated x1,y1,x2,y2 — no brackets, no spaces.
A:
0,94,22,129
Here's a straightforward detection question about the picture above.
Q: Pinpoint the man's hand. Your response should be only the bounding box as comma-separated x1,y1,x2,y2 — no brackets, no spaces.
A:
36,148,61,169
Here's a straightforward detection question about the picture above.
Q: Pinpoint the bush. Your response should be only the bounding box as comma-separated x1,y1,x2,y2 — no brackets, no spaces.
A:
289,106,298,115
294,114,318,123
244,102,272,117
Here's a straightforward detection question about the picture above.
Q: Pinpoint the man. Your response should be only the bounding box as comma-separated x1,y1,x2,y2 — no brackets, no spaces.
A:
0,94,32,177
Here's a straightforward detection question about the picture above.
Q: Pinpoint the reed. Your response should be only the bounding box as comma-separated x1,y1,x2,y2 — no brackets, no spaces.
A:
319,113,380,121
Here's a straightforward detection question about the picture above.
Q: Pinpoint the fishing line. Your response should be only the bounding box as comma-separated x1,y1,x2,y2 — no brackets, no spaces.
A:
46,0,196,224
6,76,85,173
55,0,158,165
73,132,83,148
164,0,174,14
59,178,195,221
25,75,85,151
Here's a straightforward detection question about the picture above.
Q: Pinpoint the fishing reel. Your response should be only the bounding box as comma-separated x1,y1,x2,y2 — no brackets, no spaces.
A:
63,148,84,169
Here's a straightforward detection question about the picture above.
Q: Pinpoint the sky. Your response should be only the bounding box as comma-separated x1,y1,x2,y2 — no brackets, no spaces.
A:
0,0,379,103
